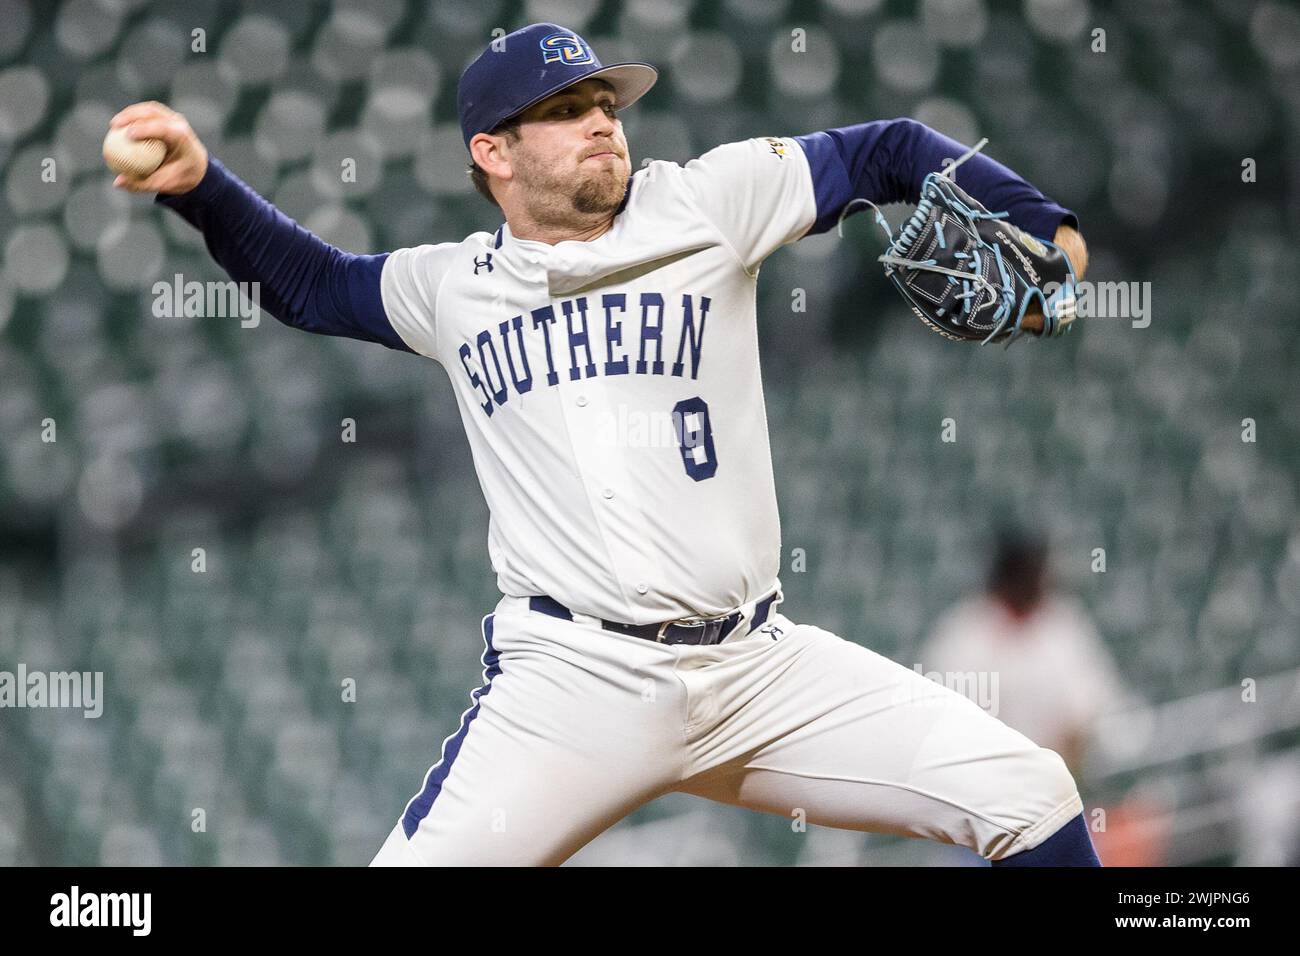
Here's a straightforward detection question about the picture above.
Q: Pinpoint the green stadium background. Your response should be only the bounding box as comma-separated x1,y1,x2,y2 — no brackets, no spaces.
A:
1,0,1297,865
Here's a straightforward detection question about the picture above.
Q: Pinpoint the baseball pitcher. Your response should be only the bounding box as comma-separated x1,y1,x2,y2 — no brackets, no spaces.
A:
114,22,1099,866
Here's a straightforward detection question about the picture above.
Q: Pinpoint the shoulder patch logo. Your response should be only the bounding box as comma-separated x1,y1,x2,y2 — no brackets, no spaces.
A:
762,136,788,160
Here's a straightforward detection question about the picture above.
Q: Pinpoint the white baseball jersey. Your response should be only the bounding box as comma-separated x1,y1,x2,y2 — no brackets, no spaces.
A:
380,136,818,624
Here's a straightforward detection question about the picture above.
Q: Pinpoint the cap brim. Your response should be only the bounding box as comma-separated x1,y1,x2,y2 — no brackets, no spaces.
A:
582,62,659,111
503,62,659,124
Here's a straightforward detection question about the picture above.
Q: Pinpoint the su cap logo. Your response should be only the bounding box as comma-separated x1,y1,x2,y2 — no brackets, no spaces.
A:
458,22,659,149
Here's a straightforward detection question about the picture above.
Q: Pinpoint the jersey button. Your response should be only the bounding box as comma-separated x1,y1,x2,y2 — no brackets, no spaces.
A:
576,395,588,407
602,488,614,499
636,583,648,595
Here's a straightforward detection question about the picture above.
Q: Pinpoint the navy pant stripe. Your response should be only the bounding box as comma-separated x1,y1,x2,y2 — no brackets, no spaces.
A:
401,614,502,838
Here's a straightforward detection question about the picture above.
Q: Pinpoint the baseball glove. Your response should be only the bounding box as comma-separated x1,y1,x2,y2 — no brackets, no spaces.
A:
844,139,1078,348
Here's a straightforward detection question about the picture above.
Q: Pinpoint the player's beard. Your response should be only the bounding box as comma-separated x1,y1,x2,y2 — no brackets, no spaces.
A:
515,146,629,221
570,155,629,215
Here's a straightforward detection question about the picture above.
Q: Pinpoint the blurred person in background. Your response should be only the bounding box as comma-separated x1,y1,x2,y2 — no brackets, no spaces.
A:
919,528,1130,777
918,528,1156,864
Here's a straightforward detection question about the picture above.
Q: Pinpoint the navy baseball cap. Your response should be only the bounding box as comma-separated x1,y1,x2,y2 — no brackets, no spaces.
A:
457,23,658,150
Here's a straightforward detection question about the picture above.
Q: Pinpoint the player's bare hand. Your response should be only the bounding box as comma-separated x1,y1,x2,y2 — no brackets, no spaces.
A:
1053,224,1088,282
108,101,209,195
1020,224,1088,333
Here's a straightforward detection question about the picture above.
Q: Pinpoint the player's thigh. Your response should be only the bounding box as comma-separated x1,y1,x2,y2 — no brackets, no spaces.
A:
680,619,1081,860
386,612,681,866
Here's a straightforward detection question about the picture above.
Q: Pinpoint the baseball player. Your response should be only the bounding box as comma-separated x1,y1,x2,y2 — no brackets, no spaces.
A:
114,22,1099,866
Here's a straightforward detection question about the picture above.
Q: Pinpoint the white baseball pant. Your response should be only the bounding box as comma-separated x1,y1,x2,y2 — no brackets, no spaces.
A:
370,591,1082,865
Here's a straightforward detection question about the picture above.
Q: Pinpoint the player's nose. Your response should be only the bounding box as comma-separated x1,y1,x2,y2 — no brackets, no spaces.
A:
582,104,617,138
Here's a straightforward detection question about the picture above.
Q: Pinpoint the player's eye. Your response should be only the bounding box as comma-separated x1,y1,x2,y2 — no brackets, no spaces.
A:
551,101,615,119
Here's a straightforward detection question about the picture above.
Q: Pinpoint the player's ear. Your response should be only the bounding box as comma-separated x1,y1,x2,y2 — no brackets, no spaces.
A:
470,132,514,184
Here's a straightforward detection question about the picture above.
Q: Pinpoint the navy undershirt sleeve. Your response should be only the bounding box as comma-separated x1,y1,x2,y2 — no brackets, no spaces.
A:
155,156,412,353
794,119,1079,242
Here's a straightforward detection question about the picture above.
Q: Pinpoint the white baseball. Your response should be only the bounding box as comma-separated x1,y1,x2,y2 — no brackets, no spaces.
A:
103,127,167,179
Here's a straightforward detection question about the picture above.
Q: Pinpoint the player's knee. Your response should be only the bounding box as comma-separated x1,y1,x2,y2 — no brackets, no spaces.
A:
980,746,1083,863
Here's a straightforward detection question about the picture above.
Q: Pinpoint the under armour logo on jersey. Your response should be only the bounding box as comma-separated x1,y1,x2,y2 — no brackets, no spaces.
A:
474,253,494,275
540,32,593,65
758,622,785,641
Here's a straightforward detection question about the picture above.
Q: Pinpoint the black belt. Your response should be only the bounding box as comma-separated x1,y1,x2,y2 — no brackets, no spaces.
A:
528,592,778,646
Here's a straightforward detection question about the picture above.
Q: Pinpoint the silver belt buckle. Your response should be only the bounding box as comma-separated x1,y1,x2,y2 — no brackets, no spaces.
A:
656,616,714,644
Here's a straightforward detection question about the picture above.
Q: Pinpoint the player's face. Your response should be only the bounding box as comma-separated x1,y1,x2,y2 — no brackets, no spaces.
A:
511,79,631,217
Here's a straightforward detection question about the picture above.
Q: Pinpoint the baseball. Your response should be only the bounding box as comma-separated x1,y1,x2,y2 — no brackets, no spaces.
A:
102,126,166,179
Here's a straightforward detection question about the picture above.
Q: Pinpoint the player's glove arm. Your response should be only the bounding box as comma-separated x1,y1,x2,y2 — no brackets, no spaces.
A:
155,156,413,353
793,118,1078,246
